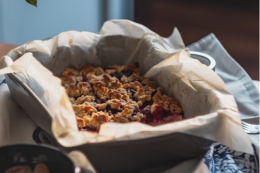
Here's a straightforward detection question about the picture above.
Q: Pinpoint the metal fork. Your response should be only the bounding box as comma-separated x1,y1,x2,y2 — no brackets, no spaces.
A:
242,121,259,134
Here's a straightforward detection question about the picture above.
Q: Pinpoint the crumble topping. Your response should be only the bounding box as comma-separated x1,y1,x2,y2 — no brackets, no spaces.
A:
96,103,107,110
124,100,140,109
120,75,129,83
63,68,80,76
133,112,144,121
106,89,122,99
60,63,183,131
75,95,95,104
62,75,76,85
108,65,125,73
80,65,96,76
105,69,116,75
106,99,122,110
86,111,110,128
125,63,140,74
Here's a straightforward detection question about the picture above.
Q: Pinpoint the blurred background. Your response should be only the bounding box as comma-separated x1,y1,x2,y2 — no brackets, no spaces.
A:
0,0,258,79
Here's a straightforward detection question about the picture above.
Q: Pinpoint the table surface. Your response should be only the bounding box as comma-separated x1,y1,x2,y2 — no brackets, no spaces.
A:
0,42,19,58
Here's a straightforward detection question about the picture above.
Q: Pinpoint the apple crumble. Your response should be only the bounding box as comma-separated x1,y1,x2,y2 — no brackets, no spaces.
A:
61,63,183,132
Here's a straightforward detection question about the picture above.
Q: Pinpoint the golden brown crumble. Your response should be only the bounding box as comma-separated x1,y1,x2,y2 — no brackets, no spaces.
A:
60,63,183,131
106,99,122,110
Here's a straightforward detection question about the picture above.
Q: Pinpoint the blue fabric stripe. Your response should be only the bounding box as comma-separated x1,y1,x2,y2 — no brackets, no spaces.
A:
0,79,6,85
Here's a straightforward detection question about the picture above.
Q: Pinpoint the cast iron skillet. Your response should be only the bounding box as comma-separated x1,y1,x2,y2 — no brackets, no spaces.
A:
0,144,77,173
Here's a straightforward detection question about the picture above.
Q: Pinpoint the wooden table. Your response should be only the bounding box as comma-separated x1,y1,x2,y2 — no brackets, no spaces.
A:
0,42,19,58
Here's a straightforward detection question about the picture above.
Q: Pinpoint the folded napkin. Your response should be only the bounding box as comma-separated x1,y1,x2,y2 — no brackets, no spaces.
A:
187,34,259,120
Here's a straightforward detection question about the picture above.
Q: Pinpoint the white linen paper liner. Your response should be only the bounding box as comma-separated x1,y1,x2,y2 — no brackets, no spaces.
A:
0,20,253,154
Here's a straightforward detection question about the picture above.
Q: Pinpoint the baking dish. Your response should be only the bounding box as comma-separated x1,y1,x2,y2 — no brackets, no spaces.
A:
0,45,214,173
0,20,250,173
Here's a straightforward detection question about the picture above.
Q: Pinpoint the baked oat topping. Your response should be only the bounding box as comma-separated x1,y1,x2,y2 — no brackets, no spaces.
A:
60,63,183,132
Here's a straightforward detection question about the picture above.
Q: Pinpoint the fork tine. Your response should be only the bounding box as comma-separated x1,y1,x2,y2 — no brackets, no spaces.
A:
241,124,251,132
241,121,260,134
242,123,250,130
241,126,250,131
242,122,250,128
242,127,250,132
241,122,249,127
242,127,250,131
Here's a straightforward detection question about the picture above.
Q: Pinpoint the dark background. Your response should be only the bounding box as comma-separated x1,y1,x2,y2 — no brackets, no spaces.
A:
134,0,259,80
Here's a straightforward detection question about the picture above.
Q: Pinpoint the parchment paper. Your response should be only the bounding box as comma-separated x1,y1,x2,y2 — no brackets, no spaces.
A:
0,20,253,154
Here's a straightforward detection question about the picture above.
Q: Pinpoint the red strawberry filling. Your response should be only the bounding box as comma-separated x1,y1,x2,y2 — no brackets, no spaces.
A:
151,104,163,121
148,113,182,126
